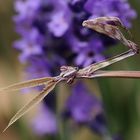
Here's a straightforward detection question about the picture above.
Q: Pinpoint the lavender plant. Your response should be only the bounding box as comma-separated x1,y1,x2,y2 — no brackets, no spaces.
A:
10,0,137,138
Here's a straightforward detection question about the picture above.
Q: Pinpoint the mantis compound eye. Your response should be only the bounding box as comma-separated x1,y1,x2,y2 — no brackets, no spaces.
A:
74,67,79,71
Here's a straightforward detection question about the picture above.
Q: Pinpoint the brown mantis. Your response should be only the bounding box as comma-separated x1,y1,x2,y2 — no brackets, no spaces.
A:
1,16,140,132
83,16,139,53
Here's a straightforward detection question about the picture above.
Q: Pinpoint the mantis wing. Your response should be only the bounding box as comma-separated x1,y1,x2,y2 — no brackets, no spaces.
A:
3,81,57,132
0,77,55,92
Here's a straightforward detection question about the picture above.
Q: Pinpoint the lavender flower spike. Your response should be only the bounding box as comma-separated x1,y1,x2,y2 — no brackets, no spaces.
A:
31,104,58,135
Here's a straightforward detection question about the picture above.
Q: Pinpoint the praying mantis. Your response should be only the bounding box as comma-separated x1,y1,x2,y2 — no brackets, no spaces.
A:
83,16,139,53
1,16,140,132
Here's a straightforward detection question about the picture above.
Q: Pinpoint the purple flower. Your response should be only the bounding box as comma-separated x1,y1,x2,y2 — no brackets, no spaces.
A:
47,2,71,37
48,11,70,37
84,0,137,27
65,82,103,123
64,82,108,135
88,113,107,135
14,0,41,23
71,37,105,66
14,28,43,63
13,0,136,136
25,56,51,79
31,104,58,135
